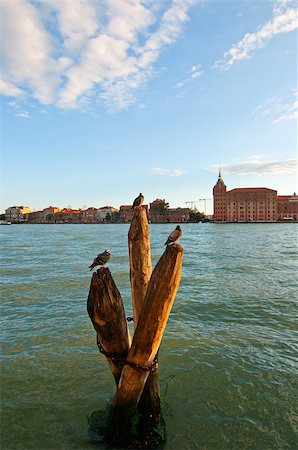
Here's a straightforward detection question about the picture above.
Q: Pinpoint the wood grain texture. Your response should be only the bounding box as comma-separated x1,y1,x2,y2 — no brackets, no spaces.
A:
87,267,131,384
128,207,152,321
128,207,161,420
113,244,183,407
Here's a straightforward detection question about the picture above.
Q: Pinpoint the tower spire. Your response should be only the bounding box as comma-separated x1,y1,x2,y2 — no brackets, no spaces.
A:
217,166,225,185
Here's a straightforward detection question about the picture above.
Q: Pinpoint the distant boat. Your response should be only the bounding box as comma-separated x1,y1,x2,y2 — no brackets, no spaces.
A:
0,220,12,225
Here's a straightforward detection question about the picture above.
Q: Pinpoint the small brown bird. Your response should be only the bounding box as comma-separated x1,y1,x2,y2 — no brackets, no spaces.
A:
132,193,144,210
89,249,110,271
164,225,182,246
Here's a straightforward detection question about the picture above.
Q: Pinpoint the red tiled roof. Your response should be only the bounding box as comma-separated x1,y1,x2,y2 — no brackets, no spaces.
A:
228,187,277,193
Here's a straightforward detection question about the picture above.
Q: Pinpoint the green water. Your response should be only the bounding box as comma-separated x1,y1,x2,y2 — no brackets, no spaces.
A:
1,223,297,449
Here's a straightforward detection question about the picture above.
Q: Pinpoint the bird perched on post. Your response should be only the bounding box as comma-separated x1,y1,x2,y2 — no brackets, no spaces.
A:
89,249,110,271
132,193,144,210
164,225,182,246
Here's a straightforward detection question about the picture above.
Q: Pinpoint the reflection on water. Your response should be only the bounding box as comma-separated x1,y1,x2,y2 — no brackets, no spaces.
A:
1,223,297,449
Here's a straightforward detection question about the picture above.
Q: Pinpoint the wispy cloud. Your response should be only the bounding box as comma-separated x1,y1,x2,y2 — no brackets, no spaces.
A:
252,89,297,124
216,2,297,69
15,110,30,119
210,158,297,176
0,79,26,97
152,167,184,177
0,0,198,111
174,64,203,89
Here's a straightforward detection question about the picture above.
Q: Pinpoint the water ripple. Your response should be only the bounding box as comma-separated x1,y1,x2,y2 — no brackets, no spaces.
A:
1,223,297,449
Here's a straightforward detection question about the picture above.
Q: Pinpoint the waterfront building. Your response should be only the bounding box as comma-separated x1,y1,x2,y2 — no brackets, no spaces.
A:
119,205,134,222
43,206,60,222
149,199,190,223
226,187,277,223
54,208,81,223
213,171,297,222
213,173,227,222
81,207,98,223
28,211,44,223
97,206,119,222
277,194,298,221
5,206,31,223
119,204,149,222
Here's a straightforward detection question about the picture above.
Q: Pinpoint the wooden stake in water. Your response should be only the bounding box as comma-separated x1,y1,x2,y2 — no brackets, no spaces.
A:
128,207,161,432
113,243,183,408
87,267,131,384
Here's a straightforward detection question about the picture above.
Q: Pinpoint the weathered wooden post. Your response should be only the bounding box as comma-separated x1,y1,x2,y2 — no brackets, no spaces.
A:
128,207,152,321
128,208,162,441
106,244,183,446
87,267,131,384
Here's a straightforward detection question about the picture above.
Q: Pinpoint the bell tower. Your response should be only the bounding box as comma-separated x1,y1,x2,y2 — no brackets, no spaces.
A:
213,169,227,222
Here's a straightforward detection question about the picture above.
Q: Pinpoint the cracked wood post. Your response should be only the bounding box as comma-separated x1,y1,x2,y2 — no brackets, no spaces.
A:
112,243,183,409
87,267,131,385
128,207,161,435
128,207,152,321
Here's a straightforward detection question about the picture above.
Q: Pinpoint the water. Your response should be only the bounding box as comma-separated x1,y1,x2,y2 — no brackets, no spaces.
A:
1,223,297,450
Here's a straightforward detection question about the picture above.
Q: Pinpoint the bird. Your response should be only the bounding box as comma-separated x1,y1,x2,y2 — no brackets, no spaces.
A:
89,249,110,271
164,225,182,246
132,193,144,210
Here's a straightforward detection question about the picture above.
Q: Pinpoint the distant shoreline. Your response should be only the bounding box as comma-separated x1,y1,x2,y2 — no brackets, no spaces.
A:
4,221,297,225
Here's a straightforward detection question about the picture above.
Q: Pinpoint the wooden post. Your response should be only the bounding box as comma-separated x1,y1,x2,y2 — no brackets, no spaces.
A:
87,267,131,384
128,207,162,439
112,243,183,408
128,207,152,321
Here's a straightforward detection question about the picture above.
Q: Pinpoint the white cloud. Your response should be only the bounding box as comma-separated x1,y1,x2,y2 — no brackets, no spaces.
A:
272,0,297,16
0,0,64,104
273,99,298,123
216,6,297,69
41,0,99,53
0,79,26,97
174,64,203,90
0,0,199,110
15,110,30,119
152,167,184,176
210,159,297,176
253,89,297,124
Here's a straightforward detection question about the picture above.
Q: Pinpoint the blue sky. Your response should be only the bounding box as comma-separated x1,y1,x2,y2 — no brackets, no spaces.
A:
0,0,297,215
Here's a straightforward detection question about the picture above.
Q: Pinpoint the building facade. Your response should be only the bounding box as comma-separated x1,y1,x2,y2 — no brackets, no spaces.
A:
97,206,119,221
28,211,44,223
5,206,31,223
213,172,227,222
149,199,190,223
119,205,149,222
54,208,81,223
277,194,298,221
81,207,98,223
43,206,60,222
213,172,297,222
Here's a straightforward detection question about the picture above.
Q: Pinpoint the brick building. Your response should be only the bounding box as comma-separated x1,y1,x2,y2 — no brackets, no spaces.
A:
277,194,298,221
213,171,297,222
119,204,149,222
81,207,98,223
54,208,81,223
28,211,44,223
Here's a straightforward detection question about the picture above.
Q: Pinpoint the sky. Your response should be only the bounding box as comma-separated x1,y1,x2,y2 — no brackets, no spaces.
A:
0,0,297,215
